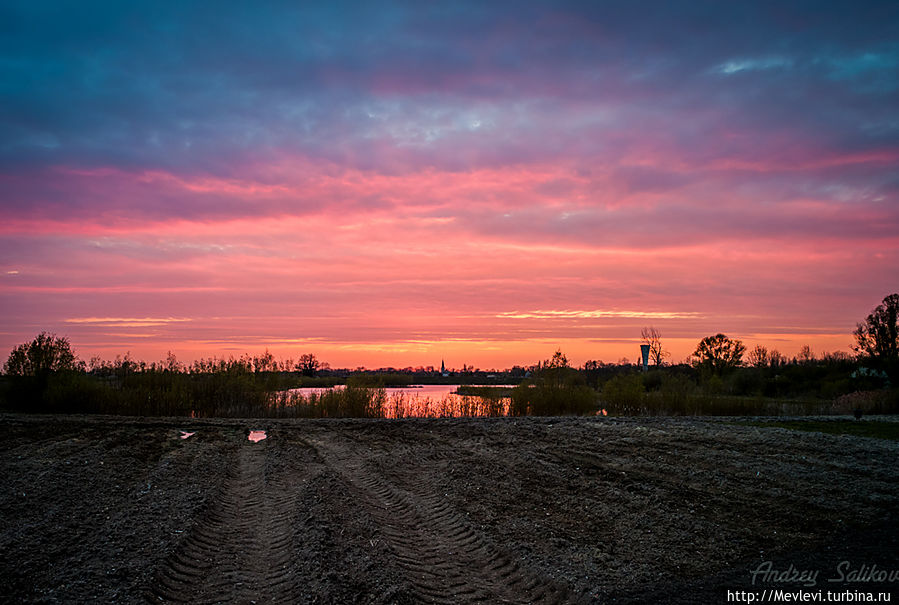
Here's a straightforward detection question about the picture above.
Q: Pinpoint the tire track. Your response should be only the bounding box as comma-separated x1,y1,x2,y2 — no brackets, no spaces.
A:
306,434,582,605
148,439,303,604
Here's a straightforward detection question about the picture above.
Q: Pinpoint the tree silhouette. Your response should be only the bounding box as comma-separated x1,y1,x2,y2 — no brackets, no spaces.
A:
510,350,595,415
854,293,899,380
296,353,319,377
546,349,568,369
748,345,769,368
641,327,669,366
4,332,81,377
797,345,815,364
692,333,745,374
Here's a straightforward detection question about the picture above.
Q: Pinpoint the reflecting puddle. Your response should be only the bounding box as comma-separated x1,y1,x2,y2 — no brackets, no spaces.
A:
248,430,267,443
180,431,195,439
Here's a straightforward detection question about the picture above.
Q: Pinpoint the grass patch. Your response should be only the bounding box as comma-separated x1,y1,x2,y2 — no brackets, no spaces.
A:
736,420,899,441
454,386,514,398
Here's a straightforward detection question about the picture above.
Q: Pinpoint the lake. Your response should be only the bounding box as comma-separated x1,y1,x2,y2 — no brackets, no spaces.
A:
283,384,515,418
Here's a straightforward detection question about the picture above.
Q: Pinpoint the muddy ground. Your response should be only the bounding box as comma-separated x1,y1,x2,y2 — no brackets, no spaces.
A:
1,414,897,604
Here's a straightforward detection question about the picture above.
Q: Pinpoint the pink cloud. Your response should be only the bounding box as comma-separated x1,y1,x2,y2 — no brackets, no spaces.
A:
2,140,896,368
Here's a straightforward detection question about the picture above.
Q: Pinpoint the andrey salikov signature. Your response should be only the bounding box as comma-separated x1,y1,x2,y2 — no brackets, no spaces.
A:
749,561,899,588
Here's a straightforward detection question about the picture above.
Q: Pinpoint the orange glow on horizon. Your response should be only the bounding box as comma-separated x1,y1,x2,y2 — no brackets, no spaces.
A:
3,152,896,370
56,332,858,372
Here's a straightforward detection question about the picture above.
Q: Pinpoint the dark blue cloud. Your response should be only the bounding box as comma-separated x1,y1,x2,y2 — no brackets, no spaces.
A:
0,0,896,184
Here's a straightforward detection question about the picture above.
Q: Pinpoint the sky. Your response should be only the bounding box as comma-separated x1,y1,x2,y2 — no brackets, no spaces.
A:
1,1,898,370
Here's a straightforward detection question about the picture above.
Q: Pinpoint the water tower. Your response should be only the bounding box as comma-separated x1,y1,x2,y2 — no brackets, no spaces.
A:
640,344,650,372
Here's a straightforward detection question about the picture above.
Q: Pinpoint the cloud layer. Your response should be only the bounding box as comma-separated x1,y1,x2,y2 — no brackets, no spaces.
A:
1,1,897,367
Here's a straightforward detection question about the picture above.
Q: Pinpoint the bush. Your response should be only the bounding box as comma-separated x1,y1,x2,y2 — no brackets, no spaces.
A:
833,389,899,415
601,374,645,414
510,382,596,416
655,373,696,414
510,351,598,416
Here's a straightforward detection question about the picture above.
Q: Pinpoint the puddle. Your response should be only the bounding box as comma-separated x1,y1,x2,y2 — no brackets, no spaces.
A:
180,431,195,439
248,430,267,443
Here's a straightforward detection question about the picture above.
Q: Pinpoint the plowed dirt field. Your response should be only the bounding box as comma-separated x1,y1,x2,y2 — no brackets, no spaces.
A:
1,414,897,603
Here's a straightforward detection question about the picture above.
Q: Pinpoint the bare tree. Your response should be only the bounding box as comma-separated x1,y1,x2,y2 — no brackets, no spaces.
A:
296,353,319,377
641,327,669,366
768,349,786,368
164,351,184,373
583,359,603,371
798,345,815,364
748,345,769,368
545,349,569,369
252,349,277,373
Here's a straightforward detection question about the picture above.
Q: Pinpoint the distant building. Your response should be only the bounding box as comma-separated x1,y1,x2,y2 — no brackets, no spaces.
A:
441,360,449,377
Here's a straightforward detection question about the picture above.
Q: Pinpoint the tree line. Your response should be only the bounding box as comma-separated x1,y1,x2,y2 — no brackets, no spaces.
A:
1,293,897,417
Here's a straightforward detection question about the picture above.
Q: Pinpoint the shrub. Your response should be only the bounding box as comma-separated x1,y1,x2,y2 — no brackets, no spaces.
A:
510,351,598,416
601,374,645,414
656,373,696,414
510,382,596,416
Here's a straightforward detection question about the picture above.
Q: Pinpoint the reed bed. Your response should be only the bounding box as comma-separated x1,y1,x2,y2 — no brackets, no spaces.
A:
4,361,894,418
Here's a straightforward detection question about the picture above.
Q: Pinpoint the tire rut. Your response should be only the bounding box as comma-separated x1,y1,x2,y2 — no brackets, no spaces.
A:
148,440,302,604
306,434,581,605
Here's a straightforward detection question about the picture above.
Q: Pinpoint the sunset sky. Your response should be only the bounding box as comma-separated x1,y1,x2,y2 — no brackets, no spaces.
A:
2,1,898,369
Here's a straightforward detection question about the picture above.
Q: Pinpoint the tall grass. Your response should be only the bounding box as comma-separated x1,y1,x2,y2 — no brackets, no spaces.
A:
0,368,518,418
510,365,598,416
2,356,301,417
271,385,387,418
599,371,899,416
4,350,895,418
